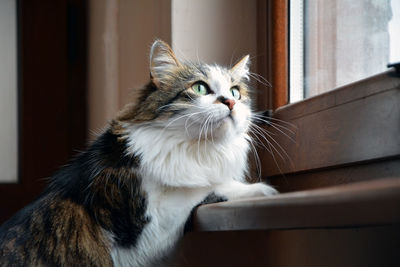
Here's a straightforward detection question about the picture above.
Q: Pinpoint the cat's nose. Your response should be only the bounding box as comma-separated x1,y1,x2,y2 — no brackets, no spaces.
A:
218,96,236,110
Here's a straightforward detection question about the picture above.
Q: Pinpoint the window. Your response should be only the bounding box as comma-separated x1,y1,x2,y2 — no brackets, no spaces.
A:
290,0,400,102
0,0,17,183
260,0,400,191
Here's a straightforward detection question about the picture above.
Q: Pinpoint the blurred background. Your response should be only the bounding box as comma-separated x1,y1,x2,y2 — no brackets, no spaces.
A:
0,0,399,223
0,0,263,222
1,2,400,266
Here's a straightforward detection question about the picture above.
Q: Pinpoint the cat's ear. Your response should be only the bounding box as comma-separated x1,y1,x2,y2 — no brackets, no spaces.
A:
230,55,250,80
150,40,182,87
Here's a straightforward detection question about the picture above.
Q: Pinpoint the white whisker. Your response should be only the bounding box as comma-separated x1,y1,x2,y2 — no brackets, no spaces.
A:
249,123,285,175
253,113,297,128
250,124,282,159
253,117,297,136
248,137,262,182
251,123,293,166
251,116,296,142
249,71,272,87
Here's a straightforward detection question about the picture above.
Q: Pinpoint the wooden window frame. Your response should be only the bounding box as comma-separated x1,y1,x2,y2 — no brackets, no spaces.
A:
0,0,88,223
256,0,400,192
256,0,289,111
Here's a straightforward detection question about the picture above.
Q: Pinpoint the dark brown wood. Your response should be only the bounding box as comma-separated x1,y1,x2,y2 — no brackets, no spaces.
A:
191,178,400,232
259,70,400,176
0,0,87,223
174,225,400,267
267,0,289,109
256,0,271,110
274,70,400,120
268,157,400,193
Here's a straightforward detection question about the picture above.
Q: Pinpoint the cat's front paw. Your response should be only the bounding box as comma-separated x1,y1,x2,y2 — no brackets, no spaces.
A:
214,181,278,201
246,182,279,197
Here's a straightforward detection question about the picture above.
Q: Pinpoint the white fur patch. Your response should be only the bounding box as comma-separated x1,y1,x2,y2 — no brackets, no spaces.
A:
110,183,211,266
126,123,250,187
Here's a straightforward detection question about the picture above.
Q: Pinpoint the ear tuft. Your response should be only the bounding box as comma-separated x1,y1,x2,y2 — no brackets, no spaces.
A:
230,55,250,80
150,40,181,87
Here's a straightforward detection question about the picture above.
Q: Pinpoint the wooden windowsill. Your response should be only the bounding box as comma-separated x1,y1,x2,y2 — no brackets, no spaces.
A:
275,69,400,120
191,177,400,232
260,69,400,181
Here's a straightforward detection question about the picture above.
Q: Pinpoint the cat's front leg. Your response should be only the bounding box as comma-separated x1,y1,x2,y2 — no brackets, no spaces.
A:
214,180,278,201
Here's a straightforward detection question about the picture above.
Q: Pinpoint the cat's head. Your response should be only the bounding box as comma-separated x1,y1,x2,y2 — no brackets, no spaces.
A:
118,40,253,143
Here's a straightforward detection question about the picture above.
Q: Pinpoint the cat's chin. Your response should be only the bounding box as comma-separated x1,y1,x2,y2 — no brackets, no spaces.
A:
180,118,232,143
216,114,233,127
207,116,245,142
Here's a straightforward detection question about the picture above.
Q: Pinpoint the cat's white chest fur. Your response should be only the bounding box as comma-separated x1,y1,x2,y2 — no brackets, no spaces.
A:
126,124,251,187
109,125,249,266
110,182,210,267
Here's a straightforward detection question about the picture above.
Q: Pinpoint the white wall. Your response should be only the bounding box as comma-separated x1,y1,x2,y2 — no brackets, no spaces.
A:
88,0,171,133
172,0,258,68
389,0,400,62
0,0,17,183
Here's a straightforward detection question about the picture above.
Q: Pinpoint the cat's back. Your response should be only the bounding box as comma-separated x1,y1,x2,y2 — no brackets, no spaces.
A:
0,193,113,266
0,198,40,265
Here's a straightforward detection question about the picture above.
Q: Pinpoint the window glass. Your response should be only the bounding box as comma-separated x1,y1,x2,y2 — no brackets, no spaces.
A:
290,0,400,102
0,0,18,183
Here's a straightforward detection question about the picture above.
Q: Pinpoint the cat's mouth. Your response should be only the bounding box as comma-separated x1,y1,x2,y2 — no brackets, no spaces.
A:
217,113,236,127
228,113,235,122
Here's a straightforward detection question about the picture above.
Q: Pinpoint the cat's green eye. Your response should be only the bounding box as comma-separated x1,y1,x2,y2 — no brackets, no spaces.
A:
231,87,241,100
191,82,209,95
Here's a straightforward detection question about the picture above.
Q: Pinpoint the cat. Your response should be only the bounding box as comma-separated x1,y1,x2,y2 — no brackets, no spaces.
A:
0,40,277,266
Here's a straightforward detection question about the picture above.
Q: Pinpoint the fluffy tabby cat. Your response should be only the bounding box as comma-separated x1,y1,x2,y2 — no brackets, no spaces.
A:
0,40,277,266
